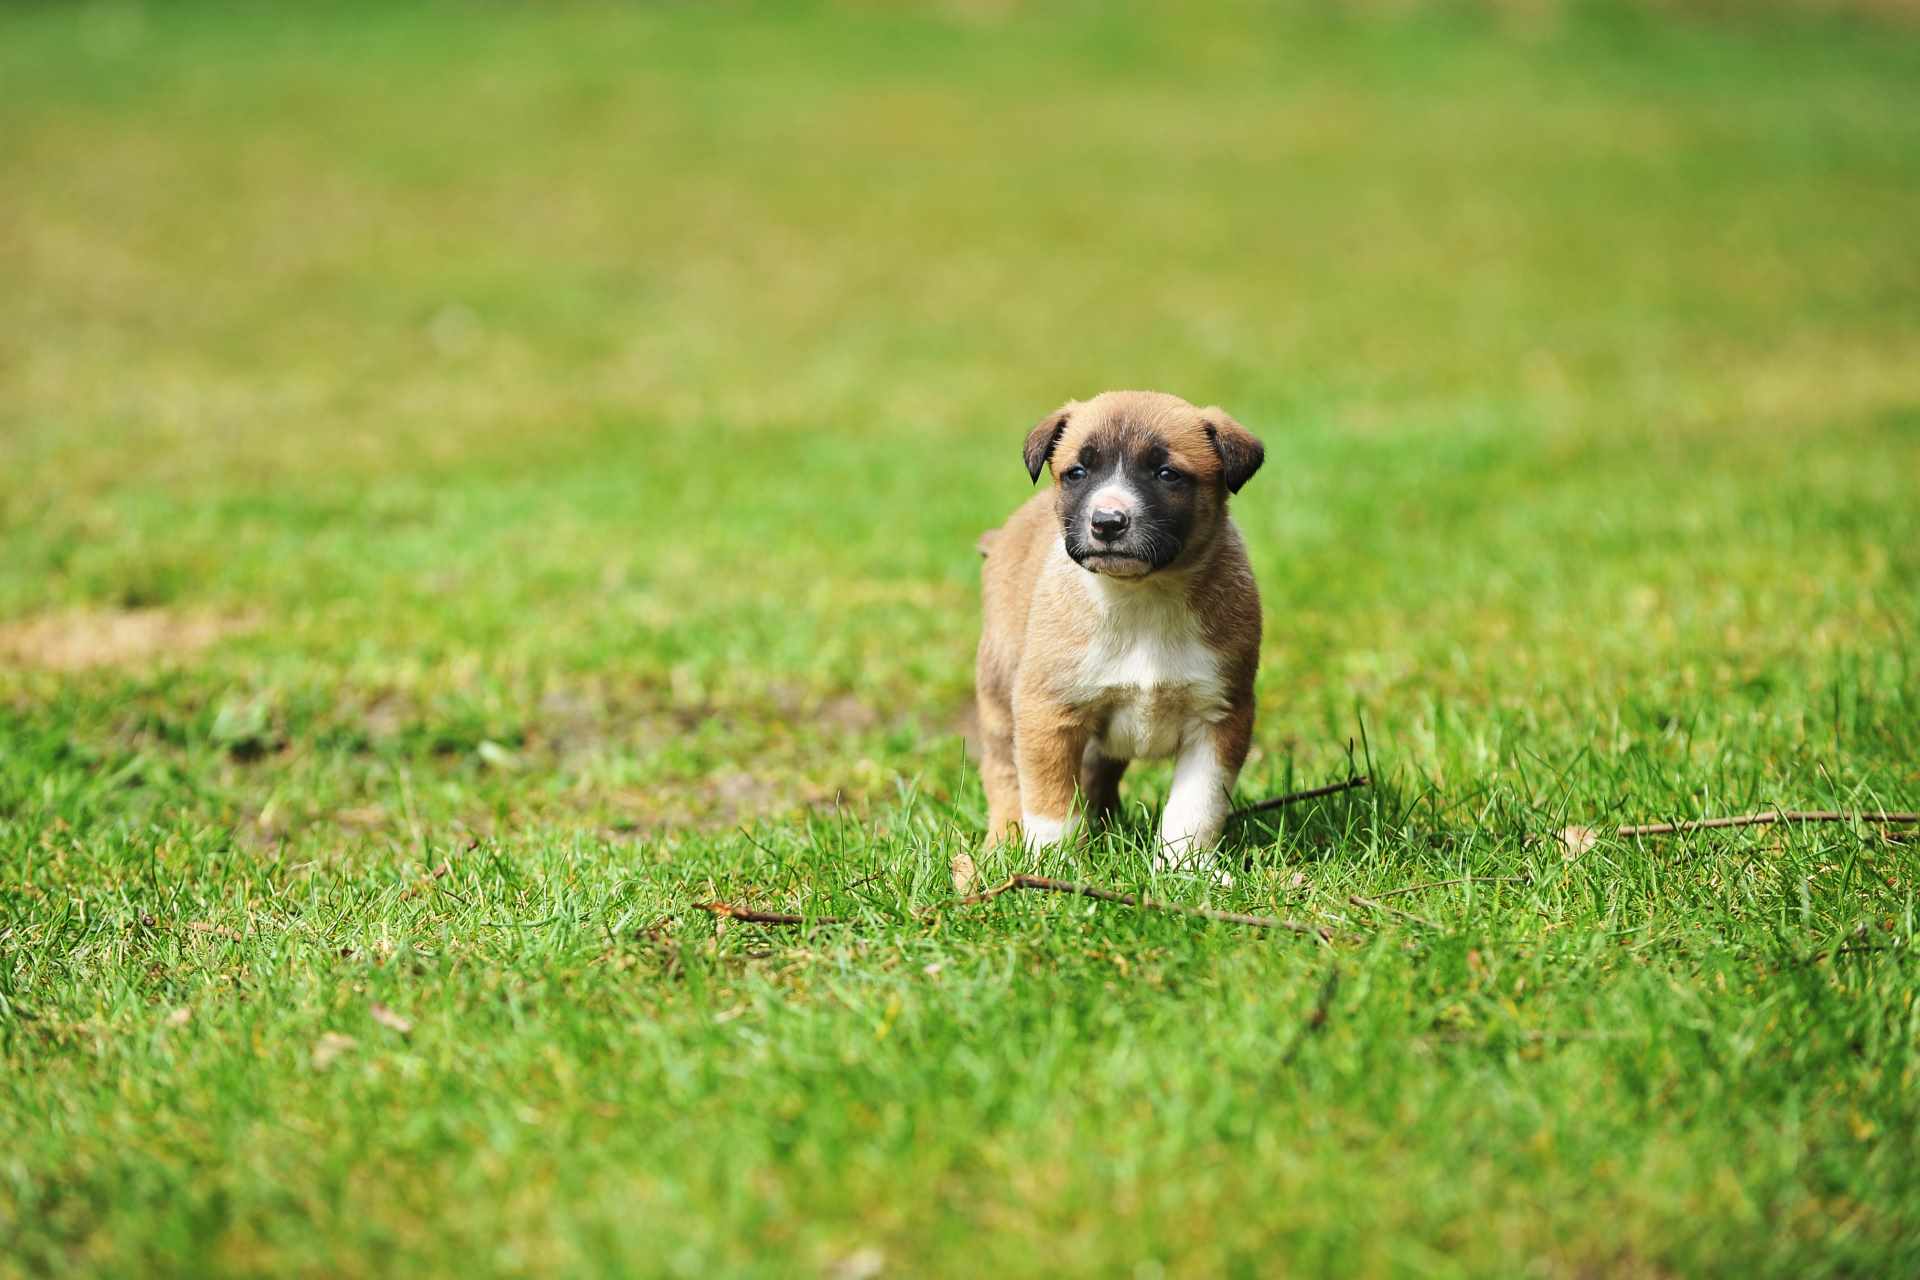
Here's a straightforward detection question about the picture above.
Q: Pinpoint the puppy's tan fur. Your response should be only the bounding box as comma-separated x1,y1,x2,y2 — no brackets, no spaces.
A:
973,390,1263,878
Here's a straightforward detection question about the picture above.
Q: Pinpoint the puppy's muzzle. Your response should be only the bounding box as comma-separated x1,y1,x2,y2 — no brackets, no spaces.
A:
1090,507,1131,542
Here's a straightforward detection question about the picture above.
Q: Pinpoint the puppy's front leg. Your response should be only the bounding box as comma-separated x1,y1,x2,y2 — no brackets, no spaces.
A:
1014,697,1089,852
1156,725,1242,878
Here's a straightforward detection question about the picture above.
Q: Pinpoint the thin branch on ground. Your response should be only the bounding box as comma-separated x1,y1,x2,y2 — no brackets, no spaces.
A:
699,902,825,926
1614,810,1920,837
1230,774,1370,819
700,873,1348,940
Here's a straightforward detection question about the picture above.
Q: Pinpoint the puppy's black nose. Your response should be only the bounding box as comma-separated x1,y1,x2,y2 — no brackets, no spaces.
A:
1090,507,1130,541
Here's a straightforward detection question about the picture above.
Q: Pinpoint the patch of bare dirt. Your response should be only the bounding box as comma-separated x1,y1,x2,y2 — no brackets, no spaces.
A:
0,608,251,672
603,768,842,833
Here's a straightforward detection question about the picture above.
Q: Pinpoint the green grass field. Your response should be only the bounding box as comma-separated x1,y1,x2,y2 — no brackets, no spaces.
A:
4,1,1919,1274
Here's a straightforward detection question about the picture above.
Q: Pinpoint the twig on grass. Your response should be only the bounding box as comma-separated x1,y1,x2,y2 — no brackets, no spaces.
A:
1614,810,1920,838
699,902,822,926
699,873,1347,940
1229,774,1370,819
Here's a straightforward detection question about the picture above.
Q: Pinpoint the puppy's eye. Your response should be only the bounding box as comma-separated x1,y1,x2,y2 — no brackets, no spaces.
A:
1061,466,1088,482
1156,466,1184,483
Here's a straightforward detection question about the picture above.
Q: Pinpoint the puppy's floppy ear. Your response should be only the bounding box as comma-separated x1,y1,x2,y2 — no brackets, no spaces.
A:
1023,406,1073,483
1201,407,1264,494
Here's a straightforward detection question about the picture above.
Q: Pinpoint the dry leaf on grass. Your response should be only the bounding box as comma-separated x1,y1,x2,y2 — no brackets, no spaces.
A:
828,1248,886,1280
163,1007,191,1027
399,861,452,899
311,1032,357,1070
0,608,252,672
1558,825,1599,860
369,1002,413,1036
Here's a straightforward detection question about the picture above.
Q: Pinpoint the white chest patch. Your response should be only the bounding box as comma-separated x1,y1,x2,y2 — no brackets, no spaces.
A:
1064,574,1228,762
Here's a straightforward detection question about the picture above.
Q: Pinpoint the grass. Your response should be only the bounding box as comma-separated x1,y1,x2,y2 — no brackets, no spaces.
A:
3,0,1919,1274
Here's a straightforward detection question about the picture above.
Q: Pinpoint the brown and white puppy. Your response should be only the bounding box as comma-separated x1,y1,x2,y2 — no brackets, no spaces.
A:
972,389,1263,878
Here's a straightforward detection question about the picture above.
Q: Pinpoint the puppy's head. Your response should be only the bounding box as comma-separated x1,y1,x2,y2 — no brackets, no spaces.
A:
1023,390,1263,579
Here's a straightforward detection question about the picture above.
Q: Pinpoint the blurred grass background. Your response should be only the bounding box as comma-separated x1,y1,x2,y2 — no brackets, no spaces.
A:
3,1,1919,1275
4,0,1916,832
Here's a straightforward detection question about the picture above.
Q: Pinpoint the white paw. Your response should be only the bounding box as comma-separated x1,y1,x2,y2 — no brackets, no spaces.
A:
1021,813,1074,851
1155,843,1234,887
1159,735,1233,882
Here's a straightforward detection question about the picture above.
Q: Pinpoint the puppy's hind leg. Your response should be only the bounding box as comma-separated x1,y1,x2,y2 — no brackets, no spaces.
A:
977,719,1022,854
966,663,1022,891
1080,742,1129,829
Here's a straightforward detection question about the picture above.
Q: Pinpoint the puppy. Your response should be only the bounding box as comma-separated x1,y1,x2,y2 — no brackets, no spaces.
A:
971,389,1263,879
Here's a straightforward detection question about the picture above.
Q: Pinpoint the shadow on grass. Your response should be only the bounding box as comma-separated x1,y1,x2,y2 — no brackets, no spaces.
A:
1222,773,1406,872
